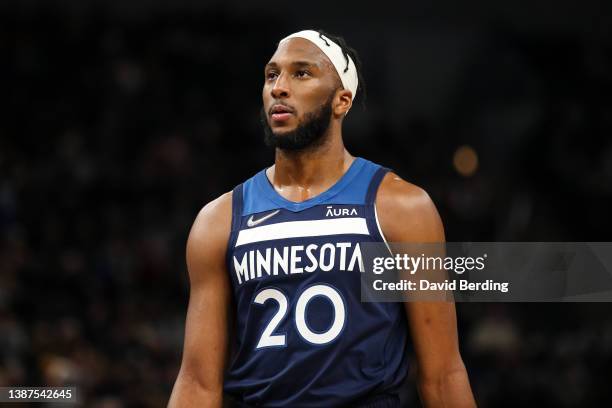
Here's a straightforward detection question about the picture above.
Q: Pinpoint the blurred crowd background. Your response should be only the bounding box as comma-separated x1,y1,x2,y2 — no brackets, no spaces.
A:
1,0,612,406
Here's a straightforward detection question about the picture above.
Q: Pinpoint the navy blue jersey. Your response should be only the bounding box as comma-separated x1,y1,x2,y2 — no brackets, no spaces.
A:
224,158,409,407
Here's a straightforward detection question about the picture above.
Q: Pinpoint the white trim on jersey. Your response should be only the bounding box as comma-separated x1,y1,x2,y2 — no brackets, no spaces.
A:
374,204,392,255
235,217,369,247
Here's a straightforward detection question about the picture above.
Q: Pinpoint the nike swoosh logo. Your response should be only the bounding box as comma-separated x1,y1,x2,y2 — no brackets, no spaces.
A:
247,210,280,227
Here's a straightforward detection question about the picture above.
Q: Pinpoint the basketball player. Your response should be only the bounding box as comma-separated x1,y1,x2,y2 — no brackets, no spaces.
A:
169,30,475,407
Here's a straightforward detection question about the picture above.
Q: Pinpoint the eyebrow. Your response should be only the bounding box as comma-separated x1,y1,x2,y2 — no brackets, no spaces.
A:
265,60,320,70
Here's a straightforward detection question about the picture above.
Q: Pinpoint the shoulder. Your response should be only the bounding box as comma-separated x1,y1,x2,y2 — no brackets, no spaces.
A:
189,191,233,242
375,172,445,243
186,191,234,279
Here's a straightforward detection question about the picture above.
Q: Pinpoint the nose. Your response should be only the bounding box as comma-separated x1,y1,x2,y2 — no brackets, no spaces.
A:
271,72,290,99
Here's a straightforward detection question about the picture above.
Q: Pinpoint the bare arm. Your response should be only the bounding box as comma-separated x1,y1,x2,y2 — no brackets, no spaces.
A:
168,192,233,408
377,173,476,408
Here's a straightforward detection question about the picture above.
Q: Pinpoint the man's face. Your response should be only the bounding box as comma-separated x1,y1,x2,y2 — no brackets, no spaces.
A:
261,38,341,149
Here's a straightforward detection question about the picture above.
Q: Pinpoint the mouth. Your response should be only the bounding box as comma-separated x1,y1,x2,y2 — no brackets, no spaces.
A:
269,104,295,122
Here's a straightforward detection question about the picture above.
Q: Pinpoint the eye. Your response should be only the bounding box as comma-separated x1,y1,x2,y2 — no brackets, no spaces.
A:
294,70,311,78
266,71,278,81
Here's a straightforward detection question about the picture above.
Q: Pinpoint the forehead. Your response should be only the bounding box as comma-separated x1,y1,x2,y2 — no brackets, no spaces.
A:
267,37,335,72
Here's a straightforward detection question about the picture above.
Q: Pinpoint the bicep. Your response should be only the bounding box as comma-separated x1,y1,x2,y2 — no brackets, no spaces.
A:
180,244,231,392
170,194,232,407
376,175,461,374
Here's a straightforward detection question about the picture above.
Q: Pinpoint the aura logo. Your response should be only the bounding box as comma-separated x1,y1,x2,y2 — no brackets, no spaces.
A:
325,206,358,217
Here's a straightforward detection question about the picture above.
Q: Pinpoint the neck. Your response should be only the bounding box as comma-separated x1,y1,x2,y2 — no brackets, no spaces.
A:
268,122,354,202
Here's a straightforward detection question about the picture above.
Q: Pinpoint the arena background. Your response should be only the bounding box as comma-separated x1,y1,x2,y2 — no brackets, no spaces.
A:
1,0,612,406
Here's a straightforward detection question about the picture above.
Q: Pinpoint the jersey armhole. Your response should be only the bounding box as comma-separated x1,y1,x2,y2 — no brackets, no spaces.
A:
225,184,244,270
374,203,390,246
365,167,390,246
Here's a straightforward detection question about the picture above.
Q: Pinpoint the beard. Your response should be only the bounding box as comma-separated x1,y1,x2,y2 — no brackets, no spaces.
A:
261,95,333,152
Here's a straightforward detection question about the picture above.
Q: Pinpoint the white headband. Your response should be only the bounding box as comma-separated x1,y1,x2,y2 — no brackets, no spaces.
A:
279,30,359,103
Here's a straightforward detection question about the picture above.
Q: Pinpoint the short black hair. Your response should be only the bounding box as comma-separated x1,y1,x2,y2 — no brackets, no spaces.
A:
314,29,367,110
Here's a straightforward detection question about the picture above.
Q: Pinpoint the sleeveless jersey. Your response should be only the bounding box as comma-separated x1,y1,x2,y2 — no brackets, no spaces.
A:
224,158,409,407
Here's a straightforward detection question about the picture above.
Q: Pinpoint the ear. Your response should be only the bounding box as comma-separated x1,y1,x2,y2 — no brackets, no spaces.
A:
333,89,353,117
